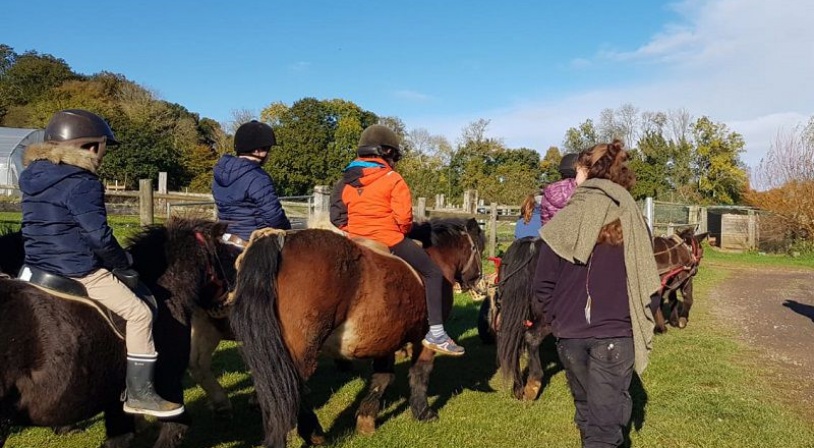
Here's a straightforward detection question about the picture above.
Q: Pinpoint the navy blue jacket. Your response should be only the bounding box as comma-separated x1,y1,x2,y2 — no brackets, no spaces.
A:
212,154,291,241
19,144,130,278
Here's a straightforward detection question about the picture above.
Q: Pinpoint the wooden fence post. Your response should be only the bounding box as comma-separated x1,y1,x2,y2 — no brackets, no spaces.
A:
699,207,708,234
139,179,153,226
489,202,497,258
416,197,426,220
747,210,757,250
310,185,331,226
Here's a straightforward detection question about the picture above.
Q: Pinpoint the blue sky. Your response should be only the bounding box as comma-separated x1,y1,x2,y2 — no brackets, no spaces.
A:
5,0,812,167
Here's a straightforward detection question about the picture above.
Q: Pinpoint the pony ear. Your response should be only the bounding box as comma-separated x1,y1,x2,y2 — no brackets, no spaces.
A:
466,218,480,232
213,221,229,238
695,232,709,242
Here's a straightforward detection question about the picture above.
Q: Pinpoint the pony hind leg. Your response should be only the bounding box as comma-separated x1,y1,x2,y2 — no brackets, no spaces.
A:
152,413,190,448
408,343,438,422
654,295,668,333
522,326,548,401
189,311,232,418
297,395,326,446
668,289,682,328
677,279,695,329
101,404,135,448
0,390,18,448
356,355,396,435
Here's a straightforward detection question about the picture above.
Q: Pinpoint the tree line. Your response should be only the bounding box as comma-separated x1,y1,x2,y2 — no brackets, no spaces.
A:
3,44,812,246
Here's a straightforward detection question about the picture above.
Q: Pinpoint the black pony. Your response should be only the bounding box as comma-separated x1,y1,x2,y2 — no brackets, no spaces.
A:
0,225,23,276
489,237,556,401
0,218,238,448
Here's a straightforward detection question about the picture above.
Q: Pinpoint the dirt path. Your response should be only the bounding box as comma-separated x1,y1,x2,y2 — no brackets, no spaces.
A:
707,262,814,408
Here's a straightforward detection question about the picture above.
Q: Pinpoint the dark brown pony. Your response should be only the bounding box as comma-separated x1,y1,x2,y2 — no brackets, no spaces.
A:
652,227,708,333
0,218,239,448
229,218,484,448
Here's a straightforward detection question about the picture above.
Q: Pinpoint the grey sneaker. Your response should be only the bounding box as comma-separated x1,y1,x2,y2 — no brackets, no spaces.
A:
421,335,465,356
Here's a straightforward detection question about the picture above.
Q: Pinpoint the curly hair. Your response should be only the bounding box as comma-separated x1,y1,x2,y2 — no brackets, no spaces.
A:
577,139,635,245
520,194,536,224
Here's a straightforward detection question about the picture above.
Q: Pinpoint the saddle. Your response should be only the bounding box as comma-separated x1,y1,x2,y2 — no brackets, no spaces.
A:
16,265,157,340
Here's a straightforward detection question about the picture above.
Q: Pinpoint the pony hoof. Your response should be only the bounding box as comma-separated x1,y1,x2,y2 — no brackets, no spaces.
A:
523,380,542,401
101,433,134,448
214,407,233,421
678,317,688,328
310,434,327,445
53,424,83,435
356,415,376,435
247,393,259,408
416,408,439,422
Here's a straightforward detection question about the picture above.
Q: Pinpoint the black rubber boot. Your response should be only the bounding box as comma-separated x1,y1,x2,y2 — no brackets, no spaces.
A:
122,354,185,417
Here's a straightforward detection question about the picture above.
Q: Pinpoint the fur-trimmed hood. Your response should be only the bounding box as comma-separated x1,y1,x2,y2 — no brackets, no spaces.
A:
23,142,100,173
20,143,101,196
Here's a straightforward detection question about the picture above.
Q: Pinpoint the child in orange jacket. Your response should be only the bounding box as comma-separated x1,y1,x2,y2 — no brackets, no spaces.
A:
329,125,464,356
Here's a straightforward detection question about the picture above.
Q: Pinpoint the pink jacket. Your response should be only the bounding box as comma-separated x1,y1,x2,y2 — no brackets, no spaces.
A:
541,178,577,224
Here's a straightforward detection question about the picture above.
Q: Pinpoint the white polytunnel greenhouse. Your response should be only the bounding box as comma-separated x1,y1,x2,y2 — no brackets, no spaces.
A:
0,127,44,194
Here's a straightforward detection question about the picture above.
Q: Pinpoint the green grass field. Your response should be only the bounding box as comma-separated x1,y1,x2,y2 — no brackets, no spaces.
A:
3,214,814,447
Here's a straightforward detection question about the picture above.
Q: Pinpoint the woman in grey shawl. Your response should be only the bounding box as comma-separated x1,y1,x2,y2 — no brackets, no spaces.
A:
531,140,661,448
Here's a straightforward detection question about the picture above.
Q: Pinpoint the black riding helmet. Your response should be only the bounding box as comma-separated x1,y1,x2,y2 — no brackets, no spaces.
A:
558,152,579,179
234,120,277,154
44,109,119,147
357,124,403,162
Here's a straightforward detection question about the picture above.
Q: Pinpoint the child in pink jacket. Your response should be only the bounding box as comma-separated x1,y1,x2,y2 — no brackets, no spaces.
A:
541,152,579,225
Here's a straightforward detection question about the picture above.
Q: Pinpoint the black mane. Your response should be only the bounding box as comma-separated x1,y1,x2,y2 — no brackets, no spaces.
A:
409,217,483,250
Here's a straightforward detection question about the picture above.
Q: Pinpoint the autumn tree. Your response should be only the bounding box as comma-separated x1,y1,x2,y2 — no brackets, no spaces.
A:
540,146,563,185
746,117,814,247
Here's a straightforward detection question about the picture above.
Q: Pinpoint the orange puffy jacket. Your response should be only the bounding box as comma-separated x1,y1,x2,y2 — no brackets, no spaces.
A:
330,157,412,247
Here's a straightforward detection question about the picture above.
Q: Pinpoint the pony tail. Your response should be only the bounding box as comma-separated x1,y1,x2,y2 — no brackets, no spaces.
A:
230,233,301,448
496,238,541,393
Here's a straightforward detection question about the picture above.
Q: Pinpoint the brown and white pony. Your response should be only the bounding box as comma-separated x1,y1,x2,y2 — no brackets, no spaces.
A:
228,218,484,448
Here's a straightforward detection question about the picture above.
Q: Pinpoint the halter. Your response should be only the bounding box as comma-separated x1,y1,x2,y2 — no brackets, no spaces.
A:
657,235,702,294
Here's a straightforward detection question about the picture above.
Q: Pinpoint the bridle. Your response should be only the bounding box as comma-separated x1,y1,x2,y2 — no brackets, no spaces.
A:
194,232,233,307
460,230,482,288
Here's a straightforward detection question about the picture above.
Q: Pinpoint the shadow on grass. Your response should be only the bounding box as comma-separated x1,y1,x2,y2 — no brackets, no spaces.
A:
783,299,814,323
169,299,502,447
307,300,502,446
623,373,649,448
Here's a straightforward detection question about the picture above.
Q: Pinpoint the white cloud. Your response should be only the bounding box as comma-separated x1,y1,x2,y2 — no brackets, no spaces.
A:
408,0,814,169
393,89,433,102
287,61,311,72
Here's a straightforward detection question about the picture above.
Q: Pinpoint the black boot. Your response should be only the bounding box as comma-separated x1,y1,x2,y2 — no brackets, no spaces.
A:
123,354,184,417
